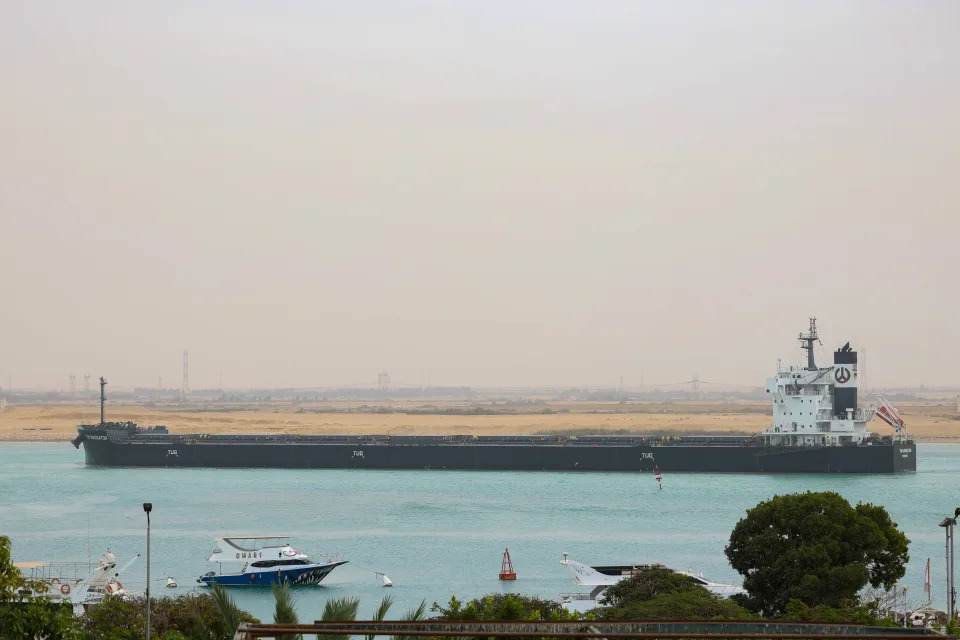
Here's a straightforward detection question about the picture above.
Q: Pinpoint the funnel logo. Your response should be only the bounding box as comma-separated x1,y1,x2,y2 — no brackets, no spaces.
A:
834,367,851,384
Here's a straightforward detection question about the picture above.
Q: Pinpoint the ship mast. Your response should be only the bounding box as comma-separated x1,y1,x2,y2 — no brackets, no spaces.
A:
99,377,107,426
799,318,819,371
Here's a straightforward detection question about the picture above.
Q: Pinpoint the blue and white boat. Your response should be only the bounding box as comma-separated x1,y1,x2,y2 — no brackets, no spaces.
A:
196,536,347,587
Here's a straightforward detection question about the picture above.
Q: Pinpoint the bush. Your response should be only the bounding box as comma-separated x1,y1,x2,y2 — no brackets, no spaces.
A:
594,566,752,621
598,589,754,621
779,599,897,626
432,594,586,621
79,593,259,640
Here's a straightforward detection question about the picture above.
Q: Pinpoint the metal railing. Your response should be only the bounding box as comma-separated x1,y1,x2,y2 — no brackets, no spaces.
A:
232,619,947,640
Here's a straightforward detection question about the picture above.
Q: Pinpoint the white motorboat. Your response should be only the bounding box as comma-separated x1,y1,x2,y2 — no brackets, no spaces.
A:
555,553,745,613
14,549,140,613
197,535,346,587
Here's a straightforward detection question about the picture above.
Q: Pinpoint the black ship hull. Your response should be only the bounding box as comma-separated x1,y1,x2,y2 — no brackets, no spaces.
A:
74,428,917,474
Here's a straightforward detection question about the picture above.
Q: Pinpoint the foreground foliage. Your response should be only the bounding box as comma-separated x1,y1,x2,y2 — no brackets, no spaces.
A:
778,599,897,626
596,566,753,621
79,590,259,640
725,491,909,616
432,594,588,621
0,535,81,640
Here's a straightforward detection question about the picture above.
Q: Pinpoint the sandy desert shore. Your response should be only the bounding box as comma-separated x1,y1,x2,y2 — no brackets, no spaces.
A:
0,401,956,442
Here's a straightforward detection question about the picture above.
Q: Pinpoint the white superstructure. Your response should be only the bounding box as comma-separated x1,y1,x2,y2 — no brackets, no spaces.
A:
761,318,906,447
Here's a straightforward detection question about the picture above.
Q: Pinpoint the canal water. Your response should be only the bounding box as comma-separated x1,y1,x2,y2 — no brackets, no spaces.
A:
1,442,957,622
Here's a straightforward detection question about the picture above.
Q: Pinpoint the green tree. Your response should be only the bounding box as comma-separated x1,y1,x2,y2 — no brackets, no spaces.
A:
0,535,81,640
595,566,752,621
725,491,909,616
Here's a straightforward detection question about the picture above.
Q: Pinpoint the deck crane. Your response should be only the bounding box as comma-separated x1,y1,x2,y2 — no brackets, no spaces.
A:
874,394,906,439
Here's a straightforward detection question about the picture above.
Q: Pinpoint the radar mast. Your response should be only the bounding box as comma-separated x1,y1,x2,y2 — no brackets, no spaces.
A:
799,318,819,371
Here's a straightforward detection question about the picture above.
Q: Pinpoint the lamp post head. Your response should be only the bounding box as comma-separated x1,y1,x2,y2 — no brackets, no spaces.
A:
143,503,152,513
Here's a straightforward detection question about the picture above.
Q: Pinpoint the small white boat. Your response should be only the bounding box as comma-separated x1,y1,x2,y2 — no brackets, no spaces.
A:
166,577,178,588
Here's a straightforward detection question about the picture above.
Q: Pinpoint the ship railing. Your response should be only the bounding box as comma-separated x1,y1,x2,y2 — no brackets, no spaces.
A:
310,552,345,564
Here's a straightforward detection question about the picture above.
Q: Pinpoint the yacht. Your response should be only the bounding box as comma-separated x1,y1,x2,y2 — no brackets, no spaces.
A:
555,553,745,613
14,549,139,612
197,535,346,587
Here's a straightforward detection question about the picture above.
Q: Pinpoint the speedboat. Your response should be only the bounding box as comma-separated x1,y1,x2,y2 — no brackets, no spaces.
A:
555,553,745,613
197,536,346,587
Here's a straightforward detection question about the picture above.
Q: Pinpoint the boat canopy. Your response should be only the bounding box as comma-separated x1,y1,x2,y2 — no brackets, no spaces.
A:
208,536,304,564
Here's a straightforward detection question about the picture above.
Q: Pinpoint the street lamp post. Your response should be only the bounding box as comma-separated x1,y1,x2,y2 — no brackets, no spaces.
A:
940,508,960,623
143,503,152,640
901,586,908,627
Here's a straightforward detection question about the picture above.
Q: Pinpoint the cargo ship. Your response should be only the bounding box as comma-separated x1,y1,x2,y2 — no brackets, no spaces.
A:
72,319,916,473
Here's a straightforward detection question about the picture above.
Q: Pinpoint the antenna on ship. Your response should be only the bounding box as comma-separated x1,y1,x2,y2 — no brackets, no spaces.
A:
99,377,107,426
799,317,820,371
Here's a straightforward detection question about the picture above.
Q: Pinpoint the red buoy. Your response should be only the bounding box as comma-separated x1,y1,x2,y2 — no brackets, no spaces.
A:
499,548,517,580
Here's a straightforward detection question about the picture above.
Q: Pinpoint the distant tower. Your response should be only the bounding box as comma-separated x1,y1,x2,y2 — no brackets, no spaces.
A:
182,350,190,400
83,374,91,395
692,373,701,397
377,372,390,393
69,373,76,395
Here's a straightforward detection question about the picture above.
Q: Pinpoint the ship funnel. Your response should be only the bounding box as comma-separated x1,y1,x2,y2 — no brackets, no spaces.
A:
832,344,858,419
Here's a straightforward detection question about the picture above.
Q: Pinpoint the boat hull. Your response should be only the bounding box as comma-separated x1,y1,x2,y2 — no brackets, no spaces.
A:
76,428,916,473
198,562,346,587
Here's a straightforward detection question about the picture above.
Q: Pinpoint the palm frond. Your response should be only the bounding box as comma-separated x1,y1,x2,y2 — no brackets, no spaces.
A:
401,600,427,622
395,600,427,640
209,582,244,639
366,595,394,640
321,596,360,621
273,583,302,640
322,596,360,640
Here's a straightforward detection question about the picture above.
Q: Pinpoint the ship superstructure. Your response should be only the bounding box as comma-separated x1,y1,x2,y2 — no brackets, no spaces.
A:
762,318,903,448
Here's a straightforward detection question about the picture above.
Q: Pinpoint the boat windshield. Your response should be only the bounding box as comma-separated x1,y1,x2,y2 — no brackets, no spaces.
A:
250,559,310,568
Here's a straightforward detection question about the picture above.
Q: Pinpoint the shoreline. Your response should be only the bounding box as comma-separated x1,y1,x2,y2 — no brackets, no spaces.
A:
1,401,955,443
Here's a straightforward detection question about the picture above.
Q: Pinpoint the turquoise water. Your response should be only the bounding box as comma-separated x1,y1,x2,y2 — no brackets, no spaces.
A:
1,443,958,622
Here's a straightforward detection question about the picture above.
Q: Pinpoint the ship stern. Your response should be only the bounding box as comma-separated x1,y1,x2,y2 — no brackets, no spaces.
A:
893,440,917,472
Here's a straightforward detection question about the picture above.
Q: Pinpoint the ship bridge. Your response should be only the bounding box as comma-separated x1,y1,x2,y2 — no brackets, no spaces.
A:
761,318,898,448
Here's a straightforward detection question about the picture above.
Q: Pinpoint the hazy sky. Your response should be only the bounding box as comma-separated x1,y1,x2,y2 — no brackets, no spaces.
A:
2,1,958,391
